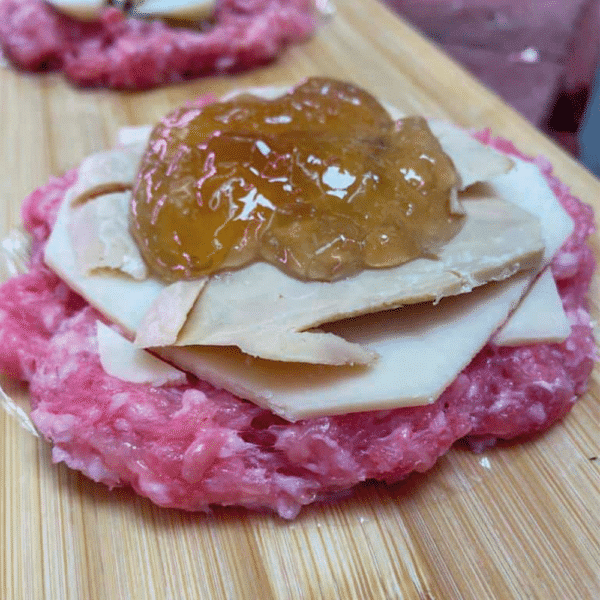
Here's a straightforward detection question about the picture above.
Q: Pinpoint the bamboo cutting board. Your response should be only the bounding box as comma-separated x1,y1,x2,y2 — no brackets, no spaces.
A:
2,1,600,598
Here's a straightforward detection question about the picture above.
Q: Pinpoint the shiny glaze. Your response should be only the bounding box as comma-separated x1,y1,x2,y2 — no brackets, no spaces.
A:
130,78,462,282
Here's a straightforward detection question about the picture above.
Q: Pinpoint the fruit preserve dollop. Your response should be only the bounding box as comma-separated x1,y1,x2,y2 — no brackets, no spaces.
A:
130,78,462,282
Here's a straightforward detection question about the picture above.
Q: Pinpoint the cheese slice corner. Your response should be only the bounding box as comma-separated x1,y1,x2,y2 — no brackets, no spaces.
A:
134,278,208,348
494,269,571,346
68,191,148,281
96,321,187,386
427,119,515,189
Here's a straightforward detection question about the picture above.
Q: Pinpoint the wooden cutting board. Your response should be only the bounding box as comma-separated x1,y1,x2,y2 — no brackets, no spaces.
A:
1,1,600,598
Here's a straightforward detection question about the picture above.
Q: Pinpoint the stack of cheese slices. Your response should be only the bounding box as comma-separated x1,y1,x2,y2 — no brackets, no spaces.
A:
44,88,575,422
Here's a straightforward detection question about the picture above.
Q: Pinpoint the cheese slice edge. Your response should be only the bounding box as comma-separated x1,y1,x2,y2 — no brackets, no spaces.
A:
157,272,534,421
97,321,187,386
43,91,575,419
494,269,571,346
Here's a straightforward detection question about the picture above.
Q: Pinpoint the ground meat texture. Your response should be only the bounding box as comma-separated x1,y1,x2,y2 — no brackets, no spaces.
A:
0,0,316,89
0,136,595,518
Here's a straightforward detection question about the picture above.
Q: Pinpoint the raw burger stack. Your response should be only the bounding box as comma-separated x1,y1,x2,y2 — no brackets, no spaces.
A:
0,136,595,518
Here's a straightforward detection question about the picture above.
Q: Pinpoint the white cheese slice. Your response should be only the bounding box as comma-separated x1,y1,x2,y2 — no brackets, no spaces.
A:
134,278,208,348
427,120,514,189
59,146,148,282
483,157,574,342
68,191,148,280
171,196,543,363
96,321,187,386
487,158,574,265
117,125,153,148
47,0,214,22
494,269,571,346
46,195,165,334
47,0,105,21
157,272,533,421
133,0,215,22
43,89,576,419
67,146,144,207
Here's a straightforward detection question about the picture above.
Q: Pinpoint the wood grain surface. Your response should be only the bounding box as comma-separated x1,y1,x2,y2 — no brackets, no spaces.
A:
2,1,600,598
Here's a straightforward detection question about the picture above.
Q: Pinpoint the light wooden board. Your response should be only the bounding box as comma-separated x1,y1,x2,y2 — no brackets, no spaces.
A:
2,1,600,598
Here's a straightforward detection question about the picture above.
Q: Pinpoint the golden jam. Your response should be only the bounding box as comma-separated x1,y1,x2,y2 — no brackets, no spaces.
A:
130,78,462,282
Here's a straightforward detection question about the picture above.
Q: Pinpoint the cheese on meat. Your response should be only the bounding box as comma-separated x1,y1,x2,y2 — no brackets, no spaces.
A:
96,321,187,386
486,159,574,264
42,89,575,419
158,272,534,420
47,0,216,22
170,196,543,363
47,0,105,20
67,146,143,205
68,191,148,280
46,193,165,334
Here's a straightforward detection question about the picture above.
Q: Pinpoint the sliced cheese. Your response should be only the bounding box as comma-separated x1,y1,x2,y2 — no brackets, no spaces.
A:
47,0,105,21
60,146,148,282
427,120,514,188
134,278,208,348
170,196,543,364
157,272,533,421
68,191,148,280
66,146,145,207
46,195,165,334
133,0,215,22
117,125,153,148
480,157,574,342
494,269,571,346
487,158,574,264
47,0,214,22
96,321,187,386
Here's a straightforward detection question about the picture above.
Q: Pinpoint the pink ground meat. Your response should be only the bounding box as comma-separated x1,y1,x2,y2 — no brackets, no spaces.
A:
0,0,316,89
0,137,596,518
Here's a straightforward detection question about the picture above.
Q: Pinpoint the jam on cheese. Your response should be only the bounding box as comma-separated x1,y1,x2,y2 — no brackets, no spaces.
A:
130,77,463,282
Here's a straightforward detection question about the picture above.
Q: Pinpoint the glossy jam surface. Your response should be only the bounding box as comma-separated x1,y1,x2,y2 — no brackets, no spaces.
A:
130,78,462,282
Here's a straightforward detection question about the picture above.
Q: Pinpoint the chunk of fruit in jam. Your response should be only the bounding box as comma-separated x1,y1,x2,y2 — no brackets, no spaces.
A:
130,78,462,282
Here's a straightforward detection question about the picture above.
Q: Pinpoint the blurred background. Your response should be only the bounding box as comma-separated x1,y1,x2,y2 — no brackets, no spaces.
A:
382,0,600,176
